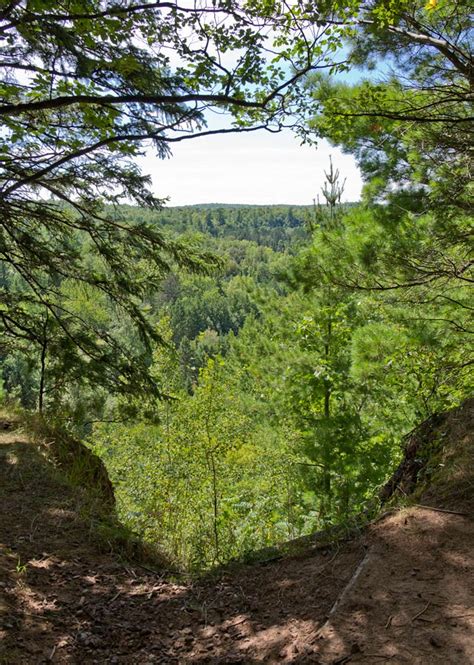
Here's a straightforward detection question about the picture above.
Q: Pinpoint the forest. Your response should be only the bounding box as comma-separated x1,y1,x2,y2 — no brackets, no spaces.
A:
0,0,472,573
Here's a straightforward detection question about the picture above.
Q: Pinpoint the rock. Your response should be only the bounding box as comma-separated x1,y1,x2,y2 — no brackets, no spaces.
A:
77,631,90,644
76,631,102,648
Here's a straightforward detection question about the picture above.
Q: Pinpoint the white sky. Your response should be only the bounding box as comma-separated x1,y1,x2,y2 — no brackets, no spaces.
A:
138,128,363,206
134,18,368,208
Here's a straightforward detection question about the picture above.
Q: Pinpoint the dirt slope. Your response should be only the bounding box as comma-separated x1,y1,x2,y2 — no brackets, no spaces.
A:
0,401,473,664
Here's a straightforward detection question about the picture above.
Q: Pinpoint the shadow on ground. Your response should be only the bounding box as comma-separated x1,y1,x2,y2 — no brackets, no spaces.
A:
0,413,472,664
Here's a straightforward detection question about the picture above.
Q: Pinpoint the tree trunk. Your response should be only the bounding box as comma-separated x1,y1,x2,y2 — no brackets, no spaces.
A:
38,316,48,414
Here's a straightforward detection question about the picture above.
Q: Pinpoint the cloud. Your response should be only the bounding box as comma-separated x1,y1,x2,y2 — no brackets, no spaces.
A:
138,128,362,206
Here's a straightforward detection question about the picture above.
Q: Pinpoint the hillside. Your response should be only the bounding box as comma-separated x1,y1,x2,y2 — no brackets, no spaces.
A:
1,400,472,664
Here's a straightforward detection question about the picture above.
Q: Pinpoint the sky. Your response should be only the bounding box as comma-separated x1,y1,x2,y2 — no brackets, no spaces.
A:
134,14,369,208
138,128,363,207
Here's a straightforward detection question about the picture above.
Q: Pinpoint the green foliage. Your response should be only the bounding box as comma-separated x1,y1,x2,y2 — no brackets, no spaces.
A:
0,205,304,415
91,357,303,570
1,0,471,573
89,130,470,569
1,0,347,393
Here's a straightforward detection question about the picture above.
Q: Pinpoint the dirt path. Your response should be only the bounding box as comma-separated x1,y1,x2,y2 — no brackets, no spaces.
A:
0,418,473,664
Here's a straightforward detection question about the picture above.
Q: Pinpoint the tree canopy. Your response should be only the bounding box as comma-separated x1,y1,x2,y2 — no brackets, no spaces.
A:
0,0,472,566
0,0,339,394
2,0,471,394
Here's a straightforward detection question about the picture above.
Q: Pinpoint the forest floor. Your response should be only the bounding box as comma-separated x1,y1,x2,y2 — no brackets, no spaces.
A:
0,401,473,664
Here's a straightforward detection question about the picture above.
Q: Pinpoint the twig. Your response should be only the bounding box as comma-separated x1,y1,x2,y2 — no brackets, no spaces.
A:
19,611,51,620
256,554,283,565
414,504,468,517
333,656,352,664
17,469,27,491
368,509,398,525
385,615,393,628
316,553,372,639
227,616,248,627
29,514,40,542
133,562,192,577
147,585,162,599
412,601,430,622
313,546,342,579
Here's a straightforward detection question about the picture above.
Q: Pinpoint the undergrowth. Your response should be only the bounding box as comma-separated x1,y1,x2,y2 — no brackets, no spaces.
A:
2,398,471,579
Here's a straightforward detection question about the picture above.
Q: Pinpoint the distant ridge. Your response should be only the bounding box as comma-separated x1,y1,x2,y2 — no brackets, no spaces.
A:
164,202,357,209
166,203,314,209
117,202,358,210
